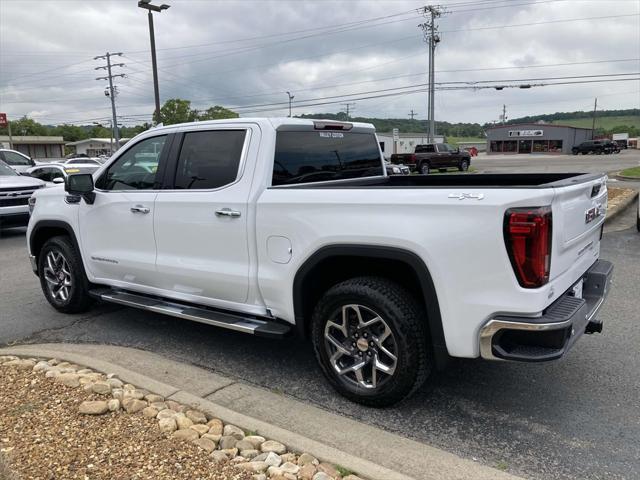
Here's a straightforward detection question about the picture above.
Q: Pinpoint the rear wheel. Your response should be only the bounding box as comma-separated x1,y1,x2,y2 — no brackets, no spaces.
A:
311,277,431,407
38,236,94,313
458,159,469,171
419,163,430,175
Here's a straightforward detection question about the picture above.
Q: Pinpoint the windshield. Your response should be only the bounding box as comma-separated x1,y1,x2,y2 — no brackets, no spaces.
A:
273,131,383,185
0,161,18,176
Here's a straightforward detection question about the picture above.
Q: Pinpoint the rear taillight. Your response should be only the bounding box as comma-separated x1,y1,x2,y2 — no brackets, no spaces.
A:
504,206,552,288
410,154,416,162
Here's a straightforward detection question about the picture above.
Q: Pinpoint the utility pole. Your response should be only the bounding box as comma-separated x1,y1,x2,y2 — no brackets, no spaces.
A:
419,5,445,143
95,52,125,150
501,104,507,124
138,0,170,125
591,97,598,138
341,102,356,120
408,109,417,120
286,91,295,117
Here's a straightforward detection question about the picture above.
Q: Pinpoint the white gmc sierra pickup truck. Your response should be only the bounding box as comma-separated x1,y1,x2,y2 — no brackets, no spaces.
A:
26,118,613,406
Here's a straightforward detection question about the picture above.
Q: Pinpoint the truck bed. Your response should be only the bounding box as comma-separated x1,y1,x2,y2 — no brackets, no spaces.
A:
279,172,603,189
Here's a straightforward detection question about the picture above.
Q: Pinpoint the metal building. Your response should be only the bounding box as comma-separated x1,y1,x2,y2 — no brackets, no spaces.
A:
485,123,593,154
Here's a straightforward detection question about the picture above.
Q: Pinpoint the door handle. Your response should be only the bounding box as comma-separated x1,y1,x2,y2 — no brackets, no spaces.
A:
130,205,150,214
215,208,241,218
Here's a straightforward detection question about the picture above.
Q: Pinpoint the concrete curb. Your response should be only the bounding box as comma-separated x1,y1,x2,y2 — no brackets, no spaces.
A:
0,343,524,480
606,190,638,224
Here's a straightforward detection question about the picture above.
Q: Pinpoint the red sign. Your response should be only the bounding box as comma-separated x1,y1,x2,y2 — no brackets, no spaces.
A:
0,113,7,127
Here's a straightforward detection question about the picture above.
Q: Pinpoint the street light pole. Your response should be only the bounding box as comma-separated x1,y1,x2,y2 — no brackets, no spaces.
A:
138,0,170,125
286,91,295,117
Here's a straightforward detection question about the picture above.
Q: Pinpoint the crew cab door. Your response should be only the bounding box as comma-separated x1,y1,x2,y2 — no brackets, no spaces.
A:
78,134,170,287
153,126,257,306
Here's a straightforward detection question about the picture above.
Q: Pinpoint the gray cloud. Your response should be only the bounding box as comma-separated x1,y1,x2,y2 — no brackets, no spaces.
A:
1,0,638,125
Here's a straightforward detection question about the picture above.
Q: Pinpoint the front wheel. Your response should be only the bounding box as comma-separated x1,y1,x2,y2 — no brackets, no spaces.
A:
311,277,431,407
38,236,94,313
419,163,430,175
458,159,469,171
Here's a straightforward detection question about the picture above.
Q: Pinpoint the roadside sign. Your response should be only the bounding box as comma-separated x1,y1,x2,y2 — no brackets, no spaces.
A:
392,128,399,141
0,113,7,127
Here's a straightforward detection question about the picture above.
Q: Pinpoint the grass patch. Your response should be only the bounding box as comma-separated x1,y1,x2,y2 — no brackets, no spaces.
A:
495,460,509,471
334,464,354,476
619,166,640,178
551,115,640,130
446,136,485,145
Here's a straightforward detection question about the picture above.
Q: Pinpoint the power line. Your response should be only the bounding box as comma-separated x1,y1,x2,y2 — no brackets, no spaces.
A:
95,52,125,150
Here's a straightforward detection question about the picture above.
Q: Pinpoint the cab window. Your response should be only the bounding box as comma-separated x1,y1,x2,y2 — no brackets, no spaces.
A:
95,136,167,190
2,151,33,166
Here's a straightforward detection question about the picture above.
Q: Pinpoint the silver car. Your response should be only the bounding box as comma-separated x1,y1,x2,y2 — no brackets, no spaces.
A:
0,148,36,174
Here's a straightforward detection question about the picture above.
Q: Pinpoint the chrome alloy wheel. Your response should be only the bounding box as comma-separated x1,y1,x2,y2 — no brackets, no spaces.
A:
43,250,73,303
324,304,398,389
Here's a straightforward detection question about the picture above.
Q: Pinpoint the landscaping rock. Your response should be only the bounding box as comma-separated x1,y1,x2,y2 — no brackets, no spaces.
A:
262,452,282,467
218,435,238,450
343,475,364,480
189,423,208,435
107,378,123,389
220,448,238,458
236,439,255,451
78,400,109,415
251,475,267,480
261,440,287,455
144,393,164,403
4,359,35,370
202,433,221,443
123,398,147,413
172,429,199,442
241,449,260,459
150,401,167,410
207,418,224,435
107,399,121,411
156,409,176,420
123,389,145,400
111,388,124,402
192,437,216,452
244,435,266,449
158,417,177,433
317,463,341,478
174,413,193,430
142,406,159,418
223,424,245,440
166,400,185,412
91,381,111,395
237,461,269,473
33,361,50,372
44,369,60,379
312,473,333,480
299,464,318,480
186,409,207,424
210,450,229,463
298,453,319,466
281,453,297,463
54,372,80,387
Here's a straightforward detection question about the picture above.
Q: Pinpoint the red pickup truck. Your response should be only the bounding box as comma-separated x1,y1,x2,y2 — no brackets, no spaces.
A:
390,143,471,174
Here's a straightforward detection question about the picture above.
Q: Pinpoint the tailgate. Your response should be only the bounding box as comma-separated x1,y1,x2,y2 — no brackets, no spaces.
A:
550,175,607,281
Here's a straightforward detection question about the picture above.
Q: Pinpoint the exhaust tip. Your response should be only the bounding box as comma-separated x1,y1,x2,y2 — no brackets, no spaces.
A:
585,321,603,334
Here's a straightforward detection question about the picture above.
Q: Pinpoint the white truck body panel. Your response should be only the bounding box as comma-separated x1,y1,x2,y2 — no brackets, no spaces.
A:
27,117,609,360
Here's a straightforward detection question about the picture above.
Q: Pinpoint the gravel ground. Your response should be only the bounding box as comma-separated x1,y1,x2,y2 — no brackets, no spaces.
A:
0,364,251,480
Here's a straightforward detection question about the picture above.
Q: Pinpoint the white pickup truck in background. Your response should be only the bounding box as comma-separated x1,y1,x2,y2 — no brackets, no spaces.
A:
26,118,613,406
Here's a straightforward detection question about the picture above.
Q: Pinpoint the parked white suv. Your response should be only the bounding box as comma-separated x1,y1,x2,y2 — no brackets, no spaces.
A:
0,148,36,174
26,118,613,406
0,160,44,229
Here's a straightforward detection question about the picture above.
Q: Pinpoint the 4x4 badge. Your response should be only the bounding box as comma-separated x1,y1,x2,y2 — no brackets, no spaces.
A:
448,193,485,201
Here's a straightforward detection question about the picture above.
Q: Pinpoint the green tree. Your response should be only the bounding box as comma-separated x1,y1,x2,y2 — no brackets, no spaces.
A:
157,98,197,125
0,116,48,136
197,105,239,120
51,124,89,142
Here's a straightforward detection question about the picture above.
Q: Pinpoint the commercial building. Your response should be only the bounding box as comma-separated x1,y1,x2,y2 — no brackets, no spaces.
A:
0,135,66,161
67,137,130,157
377,132,444,159
485,123,593,154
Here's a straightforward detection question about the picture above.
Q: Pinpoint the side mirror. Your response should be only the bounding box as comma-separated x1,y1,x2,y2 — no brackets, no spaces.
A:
65,173,95,204
52,177,64,184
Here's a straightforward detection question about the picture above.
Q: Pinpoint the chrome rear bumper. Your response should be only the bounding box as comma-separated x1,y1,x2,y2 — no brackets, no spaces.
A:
479,259,613,362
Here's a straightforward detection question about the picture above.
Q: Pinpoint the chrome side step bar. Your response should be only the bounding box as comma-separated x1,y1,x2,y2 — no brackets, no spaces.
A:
89,288,291,339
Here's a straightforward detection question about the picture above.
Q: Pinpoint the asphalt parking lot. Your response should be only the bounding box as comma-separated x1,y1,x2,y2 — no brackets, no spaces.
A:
1,153,639,480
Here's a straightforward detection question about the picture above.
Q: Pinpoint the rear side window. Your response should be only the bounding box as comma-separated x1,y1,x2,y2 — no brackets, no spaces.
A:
415,144,435,153
273,131,383,186
2,151,32,166
174,130,246,189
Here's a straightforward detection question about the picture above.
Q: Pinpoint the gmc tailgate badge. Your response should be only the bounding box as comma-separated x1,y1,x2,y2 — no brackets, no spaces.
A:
585,205,602,224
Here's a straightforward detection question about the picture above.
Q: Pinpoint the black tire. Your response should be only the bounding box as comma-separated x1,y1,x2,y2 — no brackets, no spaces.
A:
458,159,469,171
38,236,94,313
311,276,432,407
573,150,578,155
419,163,430,175
636,202,640,232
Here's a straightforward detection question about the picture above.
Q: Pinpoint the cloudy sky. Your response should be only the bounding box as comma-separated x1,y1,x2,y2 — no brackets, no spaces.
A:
0,0,639,126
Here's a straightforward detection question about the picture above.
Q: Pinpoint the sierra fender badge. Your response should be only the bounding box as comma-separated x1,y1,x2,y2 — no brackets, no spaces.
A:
448,193,485,201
